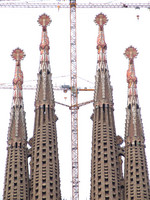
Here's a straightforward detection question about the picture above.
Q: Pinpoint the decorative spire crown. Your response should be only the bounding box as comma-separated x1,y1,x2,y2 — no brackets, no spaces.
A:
94,13,108,28
124,46,138,105
11,48,25,61
124,46,138,61
38,13,51,29
38,14,51,69
12,48,25,103
95,13,108,64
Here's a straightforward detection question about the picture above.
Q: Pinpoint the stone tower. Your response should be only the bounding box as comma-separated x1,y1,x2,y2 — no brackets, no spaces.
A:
90,13,120,200
124,46,150,200
30,14,61,200
3,48,29,200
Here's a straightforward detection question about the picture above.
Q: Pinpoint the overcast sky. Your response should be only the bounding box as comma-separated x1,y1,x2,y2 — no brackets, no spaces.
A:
0,1,150,199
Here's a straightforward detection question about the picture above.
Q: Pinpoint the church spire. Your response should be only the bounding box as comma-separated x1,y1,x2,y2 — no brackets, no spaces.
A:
12,48,25,106
35,14,54,108
94,13,113,108
95,13,107,68
8,48,27,143
124,46,139,107
38,13,51,72
124,46,143,140
124,46,150,200
30,14,61,200
90,13,121,200
3,48,29,200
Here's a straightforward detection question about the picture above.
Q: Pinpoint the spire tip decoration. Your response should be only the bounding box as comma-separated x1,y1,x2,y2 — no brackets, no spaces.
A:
11,48,25,61
94,13,108,27
12,48,25,103
124,46,138,60
38,13,51,28
125,46,138,105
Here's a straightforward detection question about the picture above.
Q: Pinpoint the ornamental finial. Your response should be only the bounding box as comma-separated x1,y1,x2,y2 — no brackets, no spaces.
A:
38,13,51,28
38,13,51,69
124,46,138,61
125,46,138,105
11,48,25,61
94,13,108,28
95,13,107,64
12,48,25,103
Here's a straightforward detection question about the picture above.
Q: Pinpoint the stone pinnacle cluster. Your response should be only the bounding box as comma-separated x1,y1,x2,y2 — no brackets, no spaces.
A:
3,12,150,200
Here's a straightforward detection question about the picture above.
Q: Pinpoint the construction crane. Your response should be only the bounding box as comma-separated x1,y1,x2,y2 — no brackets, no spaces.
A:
0,1,150,8
69,1,79,199
1,1,150,200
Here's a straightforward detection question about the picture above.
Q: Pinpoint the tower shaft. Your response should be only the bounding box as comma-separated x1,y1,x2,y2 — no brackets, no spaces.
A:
90,13,120,200
30,14,61,200
124,46,150,200
3,49,29,200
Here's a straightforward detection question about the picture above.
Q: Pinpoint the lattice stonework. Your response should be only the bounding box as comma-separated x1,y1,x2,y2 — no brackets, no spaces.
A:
30,14,61,200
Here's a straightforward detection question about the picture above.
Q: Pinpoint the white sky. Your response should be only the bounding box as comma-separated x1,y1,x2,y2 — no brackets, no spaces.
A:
0,1,150,200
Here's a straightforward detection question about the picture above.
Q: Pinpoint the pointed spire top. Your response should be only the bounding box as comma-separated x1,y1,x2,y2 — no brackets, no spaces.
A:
124,46,138,105
95,13,108,65
38,13,51,29
12,48,25,104
38,13,51,70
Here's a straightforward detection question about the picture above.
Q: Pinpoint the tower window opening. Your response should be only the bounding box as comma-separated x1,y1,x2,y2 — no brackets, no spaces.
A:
48,105,50,121
128,104,131,109
98,107,101,121
38,107,41,127
43,104,46,123
103,104,105,122
107,106,110,126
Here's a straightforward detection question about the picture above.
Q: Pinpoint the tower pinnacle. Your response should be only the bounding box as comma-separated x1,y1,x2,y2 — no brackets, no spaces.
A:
3,48,29,200
124,46,138,106
90,13,120,200
94,13,113,107
38,14,51,70
35,14,54,107
12,48,25,106
124,46,150,199
95,13,107,64
30,14,61,200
